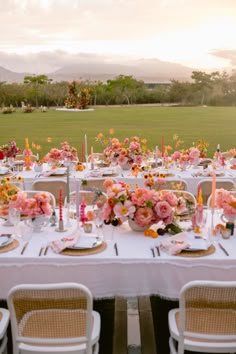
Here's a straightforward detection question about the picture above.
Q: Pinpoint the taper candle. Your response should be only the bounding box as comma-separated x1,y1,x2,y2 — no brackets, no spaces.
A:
155,145,158,166
81,143,84,163
66,166,70,204
84,134,88,162
211,171,216,208
59,187,63,221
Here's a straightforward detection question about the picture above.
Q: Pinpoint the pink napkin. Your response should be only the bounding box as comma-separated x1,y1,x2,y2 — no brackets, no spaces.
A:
50,234,79,253
160,232,191,255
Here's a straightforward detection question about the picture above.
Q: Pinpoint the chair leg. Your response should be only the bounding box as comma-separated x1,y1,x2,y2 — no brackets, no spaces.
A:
169,337,178,354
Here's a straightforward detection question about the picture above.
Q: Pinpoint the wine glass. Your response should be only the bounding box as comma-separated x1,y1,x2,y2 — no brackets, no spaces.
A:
94,210,104,238
195,209,207,235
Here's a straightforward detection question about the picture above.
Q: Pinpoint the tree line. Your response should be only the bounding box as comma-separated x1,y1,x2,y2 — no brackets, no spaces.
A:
0,70,236,108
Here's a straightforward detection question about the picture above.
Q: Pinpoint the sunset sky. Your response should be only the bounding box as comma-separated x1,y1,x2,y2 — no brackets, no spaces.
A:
0,0,236,73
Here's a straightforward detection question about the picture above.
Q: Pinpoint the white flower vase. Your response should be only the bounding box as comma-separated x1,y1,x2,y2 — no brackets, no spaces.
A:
34,163,43,173
221,214,236,224
128,219,150,232
120,163,132,171
25,214,50,233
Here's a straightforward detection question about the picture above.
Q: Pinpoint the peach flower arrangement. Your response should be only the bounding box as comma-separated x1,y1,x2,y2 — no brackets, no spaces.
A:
9,191,52,218
215,189,236,216
102,180,187,227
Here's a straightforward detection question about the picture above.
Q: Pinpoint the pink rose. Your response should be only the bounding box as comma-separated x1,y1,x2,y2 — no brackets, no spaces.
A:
134,207,154,226
155,200,173,219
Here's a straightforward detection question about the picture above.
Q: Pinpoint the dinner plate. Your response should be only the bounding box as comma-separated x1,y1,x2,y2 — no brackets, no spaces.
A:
51,168,67,175
67,236,102,250
0,168,9,175
0,235,14,248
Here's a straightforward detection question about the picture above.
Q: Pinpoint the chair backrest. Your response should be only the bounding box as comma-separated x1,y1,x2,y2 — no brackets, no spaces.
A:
32,179,67,206
81,178,112,193
197,179,235,206
7,282,94,354
24,190,56,210
65,190,107,207
177,280,236,353
154,179,188,191
15,154,38,162
161,189,197,214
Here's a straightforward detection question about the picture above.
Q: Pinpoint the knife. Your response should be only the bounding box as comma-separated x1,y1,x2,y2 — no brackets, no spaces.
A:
218,242,229,256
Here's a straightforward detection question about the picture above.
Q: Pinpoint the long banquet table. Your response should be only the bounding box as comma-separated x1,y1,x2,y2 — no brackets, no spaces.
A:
0,211,236,300
1,208,236,354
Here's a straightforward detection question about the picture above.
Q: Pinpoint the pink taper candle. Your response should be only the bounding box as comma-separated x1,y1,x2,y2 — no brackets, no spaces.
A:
211,171,216,208
59,187,63,221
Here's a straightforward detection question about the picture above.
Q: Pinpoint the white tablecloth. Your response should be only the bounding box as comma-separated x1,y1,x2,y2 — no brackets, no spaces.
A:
0,211,236,300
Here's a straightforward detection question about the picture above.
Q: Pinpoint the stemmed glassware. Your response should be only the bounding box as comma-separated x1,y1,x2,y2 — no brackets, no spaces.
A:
94,209,104,238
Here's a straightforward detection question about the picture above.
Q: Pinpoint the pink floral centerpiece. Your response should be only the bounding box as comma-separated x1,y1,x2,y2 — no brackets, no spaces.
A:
102,180,187,229
215,189,236,218
96,130,150,167
0,141,20,159
43,142,77,168
9,191,52,218
171,147,200,168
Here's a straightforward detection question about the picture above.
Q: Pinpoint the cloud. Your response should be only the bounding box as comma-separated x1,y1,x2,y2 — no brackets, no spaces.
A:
210,49,236,66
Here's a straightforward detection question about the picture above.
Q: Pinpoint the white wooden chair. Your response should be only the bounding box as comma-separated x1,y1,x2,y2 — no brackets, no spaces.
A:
15,154,38,162
197,179,235,206
168,280,236,354
7,282,101,354
0,308,9,354
161,189,197,215
154,179,188,191
32,179,67,206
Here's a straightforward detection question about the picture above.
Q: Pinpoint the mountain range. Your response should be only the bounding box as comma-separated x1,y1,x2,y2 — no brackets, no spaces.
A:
0,58,199,83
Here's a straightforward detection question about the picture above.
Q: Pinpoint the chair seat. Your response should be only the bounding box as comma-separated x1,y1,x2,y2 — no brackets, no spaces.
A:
169,308,236,353
19,309,100,345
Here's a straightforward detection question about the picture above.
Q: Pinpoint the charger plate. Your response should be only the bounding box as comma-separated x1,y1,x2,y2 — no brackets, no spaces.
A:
60,241,107,256
178,244,215,257
0,239,19,253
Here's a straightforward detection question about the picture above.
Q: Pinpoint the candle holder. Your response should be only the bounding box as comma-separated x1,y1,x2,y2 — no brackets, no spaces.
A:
55,219,67,232
65,202,72,228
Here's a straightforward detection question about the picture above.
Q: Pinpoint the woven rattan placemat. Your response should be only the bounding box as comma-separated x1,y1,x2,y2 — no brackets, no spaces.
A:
178,244,215,257
0,239,19,253
60,241,107,256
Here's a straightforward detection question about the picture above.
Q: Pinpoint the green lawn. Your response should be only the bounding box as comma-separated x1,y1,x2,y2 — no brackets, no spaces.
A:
1,106,235,159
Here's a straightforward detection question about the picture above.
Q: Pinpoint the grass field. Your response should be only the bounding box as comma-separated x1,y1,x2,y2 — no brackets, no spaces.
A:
1,106,235,159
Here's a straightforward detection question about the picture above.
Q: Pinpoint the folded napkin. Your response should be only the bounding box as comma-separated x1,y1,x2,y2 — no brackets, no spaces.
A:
89,169,103,177
160,232,191,255
50,234,79,253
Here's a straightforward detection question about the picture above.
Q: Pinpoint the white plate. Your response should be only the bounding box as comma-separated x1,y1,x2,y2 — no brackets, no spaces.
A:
0,235,13,248
0,168,9,175
67,236,102,250
52,168,67,175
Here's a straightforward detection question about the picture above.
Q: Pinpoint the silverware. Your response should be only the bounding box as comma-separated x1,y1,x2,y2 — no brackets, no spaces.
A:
156,246,160,257
44,246,49,256
218,242,229,256
151,247,155,258
114,242,119,256
39,247,44,256
21,242,29,255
